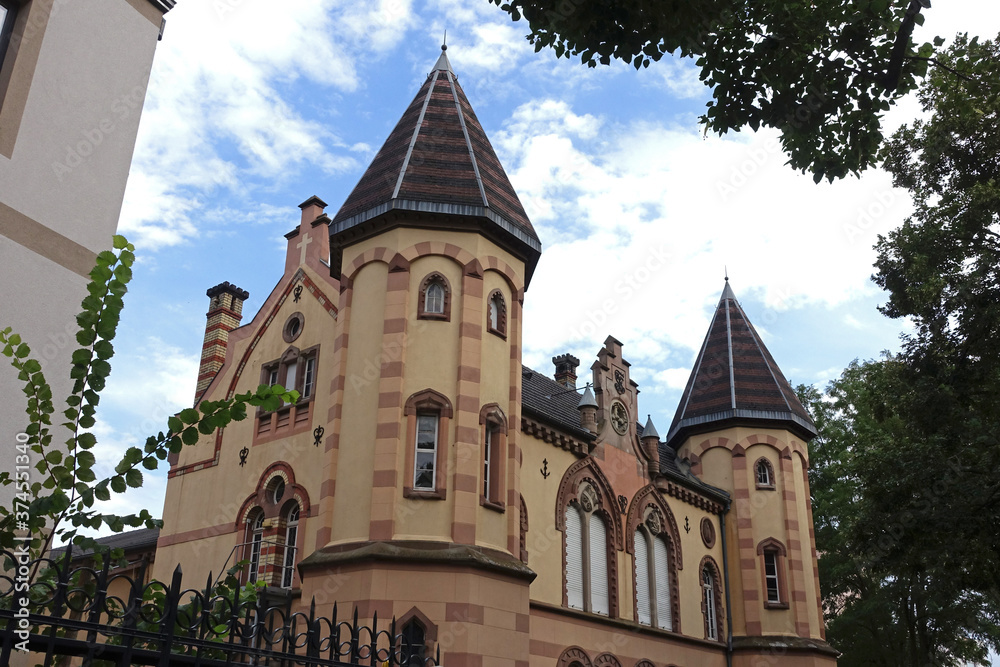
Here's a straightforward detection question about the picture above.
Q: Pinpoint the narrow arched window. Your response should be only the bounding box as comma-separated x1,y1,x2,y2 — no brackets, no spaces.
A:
418,274,451,321
486,289,507,338
246,512,264,584
401,618,426,667
703,566,718,640
281,504,300,589
633,525,673,630
563,483,611,616
755,457,775,489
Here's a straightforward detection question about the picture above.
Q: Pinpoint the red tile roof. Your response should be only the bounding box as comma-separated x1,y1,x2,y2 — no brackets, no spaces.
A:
666,281,817,447
331,50,540,270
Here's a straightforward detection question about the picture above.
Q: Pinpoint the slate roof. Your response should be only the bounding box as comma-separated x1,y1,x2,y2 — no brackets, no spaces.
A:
331,48,541,279
51,528,160,561
520,366,594,441
665,281,817,448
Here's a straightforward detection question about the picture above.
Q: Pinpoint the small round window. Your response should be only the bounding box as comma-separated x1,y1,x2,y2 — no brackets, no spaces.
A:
283,313,304,343
270,478,285,505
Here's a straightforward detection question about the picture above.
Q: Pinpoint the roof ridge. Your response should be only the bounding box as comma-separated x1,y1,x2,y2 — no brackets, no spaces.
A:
445,70,489,208
393,70,440,199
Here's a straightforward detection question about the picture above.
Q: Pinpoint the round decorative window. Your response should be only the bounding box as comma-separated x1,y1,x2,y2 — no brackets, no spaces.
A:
700,517,716,548
282,312,304,343
270,478,285,505
610,400,629,435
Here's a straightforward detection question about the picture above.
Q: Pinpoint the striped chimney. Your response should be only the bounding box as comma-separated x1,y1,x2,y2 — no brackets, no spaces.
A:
194,282,249,404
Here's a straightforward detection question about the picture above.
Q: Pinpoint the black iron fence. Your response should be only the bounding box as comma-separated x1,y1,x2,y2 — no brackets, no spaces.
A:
0,547,437,667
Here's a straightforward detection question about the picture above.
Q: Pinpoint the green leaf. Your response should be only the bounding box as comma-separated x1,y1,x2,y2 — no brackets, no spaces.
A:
125,470,142,488
110,476,126,494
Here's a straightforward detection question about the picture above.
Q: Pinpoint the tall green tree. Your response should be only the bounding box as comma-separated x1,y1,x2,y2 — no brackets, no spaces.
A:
489,0,943,180
800,366,1000,667
874,32,1000,594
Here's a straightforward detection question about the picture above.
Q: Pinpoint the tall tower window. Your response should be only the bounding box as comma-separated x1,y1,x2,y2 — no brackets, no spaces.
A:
404,389,452,500
480,404,506,510
757,537,789,609
413,414,438,490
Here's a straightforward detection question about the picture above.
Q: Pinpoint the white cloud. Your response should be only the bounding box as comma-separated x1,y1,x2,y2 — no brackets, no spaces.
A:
658,59,705,99
119,0,415,250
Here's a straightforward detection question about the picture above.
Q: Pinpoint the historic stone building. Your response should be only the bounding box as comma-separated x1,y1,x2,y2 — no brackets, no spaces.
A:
153,48,837,667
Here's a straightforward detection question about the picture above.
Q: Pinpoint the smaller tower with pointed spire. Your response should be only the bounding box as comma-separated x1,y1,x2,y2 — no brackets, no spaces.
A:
666,281,830,661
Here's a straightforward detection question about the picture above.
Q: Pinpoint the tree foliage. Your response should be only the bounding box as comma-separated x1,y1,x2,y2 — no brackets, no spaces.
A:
800,370,1000,667
874,31,1000,594
0,235,297,569
488,0,940,181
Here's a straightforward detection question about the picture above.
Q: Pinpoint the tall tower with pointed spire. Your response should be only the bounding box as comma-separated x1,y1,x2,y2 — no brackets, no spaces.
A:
666,280,832,664
299,45,542,667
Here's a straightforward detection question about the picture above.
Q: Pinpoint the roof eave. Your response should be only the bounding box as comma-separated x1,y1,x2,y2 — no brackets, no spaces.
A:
665,409,818,450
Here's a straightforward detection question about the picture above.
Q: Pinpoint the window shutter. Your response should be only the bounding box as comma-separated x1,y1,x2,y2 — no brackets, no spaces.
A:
634,530,651,625
589,513,609,616
565,507,584,610
653,536,672,630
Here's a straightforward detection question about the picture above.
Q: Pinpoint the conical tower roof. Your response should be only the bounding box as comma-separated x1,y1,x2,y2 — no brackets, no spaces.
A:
665,280,817,448
331,47,541,282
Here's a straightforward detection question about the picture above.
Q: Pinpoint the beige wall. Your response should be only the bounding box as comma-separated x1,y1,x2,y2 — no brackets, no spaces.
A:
0,0,165,518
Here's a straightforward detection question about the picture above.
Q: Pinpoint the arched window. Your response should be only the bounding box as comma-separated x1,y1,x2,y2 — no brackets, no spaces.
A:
757,537,789,608
401,618,426,667
404,389,453,499
245,511,264,584
486,289,506,338
633,517,674,630
703,566,718,639
418,273,451,321
281,504,300,589
565,483,611,616
480,404,507,510
755,457,775,489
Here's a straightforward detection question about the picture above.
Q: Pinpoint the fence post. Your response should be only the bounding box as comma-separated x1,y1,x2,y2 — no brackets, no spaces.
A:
155,564,183,667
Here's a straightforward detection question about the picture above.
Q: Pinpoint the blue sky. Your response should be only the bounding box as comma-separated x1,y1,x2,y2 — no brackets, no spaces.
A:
94,0,998,506
85,5,999,656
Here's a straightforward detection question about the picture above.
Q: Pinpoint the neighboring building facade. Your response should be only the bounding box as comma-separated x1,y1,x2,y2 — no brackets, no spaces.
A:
0,0,173,508
154,49,837,667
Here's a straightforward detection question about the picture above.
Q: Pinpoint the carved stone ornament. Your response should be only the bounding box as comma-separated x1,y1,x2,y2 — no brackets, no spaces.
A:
580,484,598,513
614,370,626,394
645,508,662,535
618,494,628,514
610,400,629,435
700,516,717,548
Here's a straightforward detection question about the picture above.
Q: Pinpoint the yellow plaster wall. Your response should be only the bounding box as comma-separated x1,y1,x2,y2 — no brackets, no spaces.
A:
520,436,577,606
332,260,387,543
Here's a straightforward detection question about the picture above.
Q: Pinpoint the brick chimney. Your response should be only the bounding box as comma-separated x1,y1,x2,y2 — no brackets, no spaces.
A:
552,353,580,389
195,281,250,404
285,195,329,274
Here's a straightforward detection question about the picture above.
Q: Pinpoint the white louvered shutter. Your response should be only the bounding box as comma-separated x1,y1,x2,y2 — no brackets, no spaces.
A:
565,507,584,610
589,513,609,616
634,530,651,625
653,536,672,630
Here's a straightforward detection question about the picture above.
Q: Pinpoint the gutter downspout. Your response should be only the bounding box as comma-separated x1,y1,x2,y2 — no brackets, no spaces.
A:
720,500,734,667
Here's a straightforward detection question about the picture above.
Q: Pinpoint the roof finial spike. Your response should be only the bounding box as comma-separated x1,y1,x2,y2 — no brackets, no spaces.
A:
725,265,729,281
442,29,447,51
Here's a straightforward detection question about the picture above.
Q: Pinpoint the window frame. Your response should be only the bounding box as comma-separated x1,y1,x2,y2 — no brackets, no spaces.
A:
563,484,614,617
417,273,452,321
403,389,453,500
479,404,507,511
281,503,300,589
757,537,789,609
0,1,16,75
633,522,676,631
699,556,724,641
486,289,507,339
245,511,265,585
754,457,775,490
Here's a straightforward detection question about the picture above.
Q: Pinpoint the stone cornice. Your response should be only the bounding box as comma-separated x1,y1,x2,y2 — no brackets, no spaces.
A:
521,415,592,457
